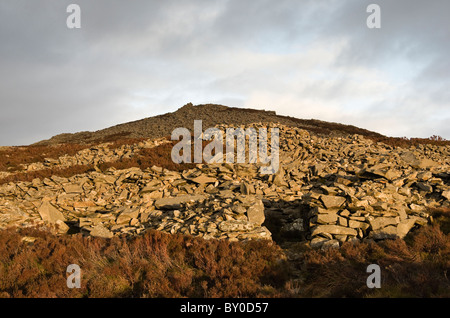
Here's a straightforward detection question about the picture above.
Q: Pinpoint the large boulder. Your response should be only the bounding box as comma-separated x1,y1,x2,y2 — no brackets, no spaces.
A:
38,202,66,224
90,225,114,239
246,199,265,226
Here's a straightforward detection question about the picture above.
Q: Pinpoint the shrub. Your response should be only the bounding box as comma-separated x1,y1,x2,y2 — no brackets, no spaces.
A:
0,227,289,298
0,165,95,185
292,223,450,298
0,144,90,172
1,220,450,298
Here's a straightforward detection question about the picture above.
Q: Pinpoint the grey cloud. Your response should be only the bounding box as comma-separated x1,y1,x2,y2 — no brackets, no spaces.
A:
315,0,450,138
324,0,450,65
0,0,449,146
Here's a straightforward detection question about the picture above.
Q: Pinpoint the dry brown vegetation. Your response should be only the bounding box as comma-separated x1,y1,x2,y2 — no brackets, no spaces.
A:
0,144,91,172
97,140,199,173
0,211,449,298
0,165,96,185
284,207,450,298
0,139,212,185
291,224,450,297
0,228,288,298
367,135,450,148
277,114,450,147
1,129,448,186
428,207,450,235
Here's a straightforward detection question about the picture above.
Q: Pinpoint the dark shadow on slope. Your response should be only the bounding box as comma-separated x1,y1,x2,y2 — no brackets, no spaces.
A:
262,198,310,245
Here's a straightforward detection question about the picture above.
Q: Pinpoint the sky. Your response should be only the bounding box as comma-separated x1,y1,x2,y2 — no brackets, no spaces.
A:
1,0,449,146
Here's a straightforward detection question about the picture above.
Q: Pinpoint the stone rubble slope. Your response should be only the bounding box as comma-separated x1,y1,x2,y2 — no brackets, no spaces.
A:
0,123,449,249
1,137,171,181
33,103,384,146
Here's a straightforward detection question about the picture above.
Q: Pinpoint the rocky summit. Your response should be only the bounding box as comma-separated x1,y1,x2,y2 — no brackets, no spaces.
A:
1,105,449,250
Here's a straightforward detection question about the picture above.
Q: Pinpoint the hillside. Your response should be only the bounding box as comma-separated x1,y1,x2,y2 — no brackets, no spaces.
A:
0,103,449,298
33,103,387,146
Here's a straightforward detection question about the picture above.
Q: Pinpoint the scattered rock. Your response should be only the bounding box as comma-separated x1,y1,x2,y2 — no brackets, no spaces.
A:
311,225,358,237
0,121,447,245
368,217,399,231
320,195,346,209
321,239,340,250
56,219,70,234
90,225,114,239
191,175,217,184
369,226,398,240
219,220,256,232
63,184,83,194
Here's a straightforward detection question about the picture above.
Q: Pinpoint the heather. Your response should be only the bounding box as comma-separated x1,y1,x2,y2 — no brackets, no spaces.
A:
0,213,449,298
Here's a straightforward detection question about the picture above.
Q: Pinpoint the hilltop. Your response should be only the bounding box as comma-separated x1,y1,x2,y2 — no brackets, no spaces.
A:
33,103,387,146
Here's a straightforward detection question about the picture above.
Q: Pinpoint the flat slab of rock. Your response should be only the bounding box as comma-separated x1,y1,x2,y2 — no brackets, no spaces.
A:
315,213,338,224
400,152,439,169
401,151,421,167
90,225,114,239
358,166,401,181
418,158,439,169
369,217,399,231
63,184,83,194
369,226,398,240
246,199,265,226
320,195,346,209
191,175,217,184
219,220,256,232
396,218,417,239
311,225,358,237
38,202,66,224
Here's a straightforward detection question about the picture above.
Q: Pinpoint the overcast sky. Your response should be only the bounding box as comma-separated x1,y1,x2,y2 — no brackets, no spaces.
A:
1,0,449,146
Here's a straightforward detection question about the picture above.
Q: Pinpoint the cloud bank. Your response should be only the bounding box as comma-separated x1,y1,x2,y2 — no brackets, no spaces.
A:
1,0,449,145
